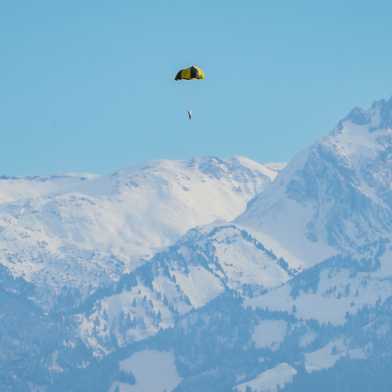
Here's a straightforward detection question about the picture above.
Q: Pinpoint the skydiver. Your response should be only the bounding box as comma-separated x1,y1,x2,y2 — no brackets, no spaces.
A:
187,110,192,120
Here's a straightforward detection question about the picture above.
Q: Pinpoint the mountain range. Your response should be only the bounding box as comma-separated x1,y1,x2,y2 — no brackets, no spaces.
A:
2,97,392,391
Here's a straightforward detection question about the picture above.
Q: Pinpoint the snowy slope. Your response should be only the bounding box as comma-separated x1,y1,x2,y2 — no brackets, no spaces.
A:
235,363,297,392
109,350,182,392
246,243,392,325
238,97,392,269
0,156,277,309
77,224,292,355
0,173,97,205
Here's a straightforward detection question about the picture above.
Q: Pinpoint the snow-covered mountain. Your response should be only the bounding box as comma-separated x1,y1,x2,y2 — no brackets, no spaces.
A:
4,97,392,391
239,97,392,268
77,224,294,356
0,156,277,310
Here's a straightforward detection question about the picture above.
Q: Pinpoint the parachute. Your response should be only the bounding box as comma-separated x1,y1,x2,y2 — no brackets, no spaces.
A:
175,65,205,81
175,65,205,119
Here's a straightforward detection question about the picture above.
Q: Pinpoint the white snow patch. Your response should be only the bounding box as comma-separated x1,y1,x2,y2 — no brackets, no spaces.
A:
235,363,297,392
110,350,181,392
246,267,392,326
232,156,282,181
173,266,224,308
238,197,335,270
252,320,287,351
305,338,367,373
213,228,290,290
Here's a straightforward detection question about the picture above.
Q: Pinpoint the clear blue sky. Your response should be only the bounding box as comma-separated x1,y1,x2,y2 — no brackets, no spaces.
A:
1,0,392,175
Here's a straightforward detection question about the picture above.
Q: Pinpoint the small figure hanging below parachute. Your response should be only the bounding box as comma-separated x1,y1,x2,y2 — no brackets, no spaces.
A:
175,65,205,120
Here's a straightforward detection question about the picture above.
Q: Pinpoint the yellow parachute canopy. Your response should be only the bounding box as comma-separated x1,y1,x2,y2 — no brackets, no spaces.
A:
175,65,205,80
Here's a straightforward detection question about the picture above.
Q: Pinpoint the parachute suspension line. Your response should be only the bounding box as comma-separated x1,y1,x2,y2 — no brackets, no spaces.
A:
180,77,192,120
179,79,191,120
